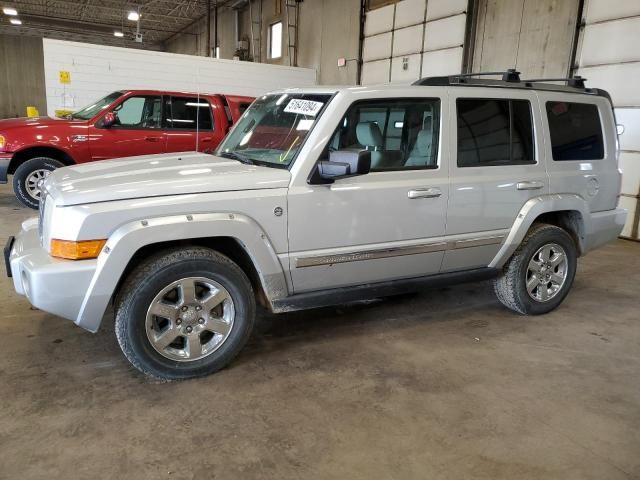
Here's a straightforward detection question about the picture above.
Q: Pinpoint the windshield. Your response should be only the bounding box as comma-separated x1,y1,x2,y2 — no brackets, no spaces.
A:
216,93,332,168
70,91,123,120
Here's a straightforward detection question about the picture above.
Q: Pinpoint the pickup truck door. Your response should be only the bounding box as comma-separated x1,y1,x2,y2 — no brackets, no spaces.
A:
286,96,448,293
444,88,548,271
89,94,165,160
164,96,225,154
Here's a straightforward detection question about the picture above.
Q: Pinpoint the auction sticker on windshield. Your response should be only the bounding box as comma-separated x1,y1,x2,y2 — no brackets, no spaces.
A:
284,99,324,117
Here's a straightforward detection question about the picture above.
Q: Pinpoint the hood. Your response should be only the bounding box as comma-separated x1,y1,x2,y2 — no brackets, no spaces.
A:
45,152,291,206
0,116,79,131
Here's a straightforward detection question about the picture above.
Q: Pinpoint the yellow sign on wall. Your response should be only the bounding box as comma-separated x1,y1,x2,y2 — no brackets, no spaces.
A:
59,71,71,84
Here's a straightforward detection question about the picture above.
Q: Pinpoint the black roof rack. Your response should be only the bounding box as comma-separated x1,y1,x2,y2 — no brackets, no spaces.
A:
412,70,602,97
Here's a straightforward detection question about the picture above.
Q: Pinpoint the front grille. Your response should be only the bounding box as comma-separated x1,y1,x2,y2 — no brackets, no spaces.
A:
38,187,47,246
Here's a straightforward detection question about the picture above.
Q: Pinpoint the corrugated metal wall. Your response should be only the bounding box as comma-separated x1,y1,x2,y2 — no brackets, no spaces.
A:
0,34,47,119
361,0,468,84
575,0,640,240
42,38,317,117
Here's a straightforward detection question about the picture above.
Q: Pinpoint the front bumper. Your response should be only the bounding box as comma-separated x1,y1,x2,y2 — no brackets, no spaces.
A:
0,153,12,183
8,217,98,327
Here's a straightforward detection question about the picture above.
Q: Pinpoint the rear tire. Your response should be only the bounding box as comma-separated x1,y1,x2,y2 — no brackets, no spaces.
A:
13,157,64,209
115,247,255,381
494,223,577,315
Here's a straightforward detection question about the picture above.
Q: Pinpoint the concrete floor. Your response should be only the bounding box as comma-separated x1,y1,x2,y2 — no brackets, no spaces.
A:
0,183,639,480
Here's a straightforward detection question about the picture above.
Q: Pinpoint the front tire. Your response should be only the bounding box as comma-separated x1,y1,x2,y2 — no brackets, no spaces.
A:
494,224,577,315
12,157,64,209
115,247,255,381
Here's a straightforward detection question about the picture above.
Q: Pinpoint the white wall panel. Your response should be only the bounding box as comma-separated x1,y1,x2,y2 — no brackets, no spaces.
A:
426,0,467,21
391,54,422,83
577,0,640,238
584,0,640,24
392,25,424,57
579,17,640,67
394,0,426,28
42,39,316,116
362,59,390,85
421,47,463,77
423,14,466,52
616,109,640,153
364,4,395,36
577,64,640,107
619,152,640,196
362,32,393,62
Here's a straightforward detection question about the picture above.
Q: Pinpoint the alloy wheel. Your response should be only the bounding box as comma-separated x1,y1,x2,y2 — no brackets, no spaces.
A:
145,277,235,362
525,243,568,302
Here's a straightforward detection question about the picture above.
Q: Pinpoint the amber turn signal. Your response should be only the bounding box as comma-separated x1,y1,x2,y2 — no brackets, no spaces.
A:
50,239,107,260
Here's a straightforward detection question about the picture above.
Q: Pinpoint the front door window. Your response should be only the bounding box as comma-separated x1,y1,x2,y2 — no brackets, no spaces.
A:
112,95,162,129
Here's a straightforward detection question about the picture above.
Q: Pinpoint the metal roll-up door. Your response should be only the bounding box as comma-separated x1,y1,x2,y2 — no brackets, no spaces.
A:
361,0,467,85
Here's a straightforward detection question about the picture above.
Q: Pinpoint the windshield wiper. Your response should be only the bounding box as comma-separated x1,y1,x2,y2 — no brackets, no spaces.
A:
219,151,255,165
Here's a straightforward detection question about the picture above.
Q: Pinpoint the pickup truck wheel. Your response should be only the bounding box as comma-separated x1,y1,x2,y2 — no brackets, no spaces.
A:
115,247,255,381
494,224,577,315
12,157,64,209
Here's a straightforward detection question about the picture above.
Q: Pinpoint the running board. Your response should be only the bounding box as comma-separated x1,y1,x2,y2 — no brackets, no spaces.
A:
270,267,499,313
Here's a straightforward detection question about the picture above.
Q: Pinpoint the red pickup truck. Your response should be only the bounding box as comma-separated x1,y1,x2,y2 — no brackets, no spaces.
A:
0,90,253,208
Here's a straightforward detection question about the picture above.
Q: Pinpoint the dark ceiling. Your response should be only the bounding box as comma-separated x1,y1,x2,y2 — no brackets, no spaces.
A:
0,0,241,50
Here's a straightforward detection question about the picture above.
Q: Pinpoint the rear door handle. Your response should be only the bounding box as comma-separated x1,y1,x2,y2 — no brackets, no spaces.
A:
145,137,162,142
408,187,442,199
201,137,213,143
516,181,544,191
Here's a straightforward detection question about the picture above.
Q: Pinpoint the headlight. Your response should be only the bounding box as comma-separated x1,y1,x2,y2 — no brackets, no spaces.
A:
50,239,107,260
0,134,5,150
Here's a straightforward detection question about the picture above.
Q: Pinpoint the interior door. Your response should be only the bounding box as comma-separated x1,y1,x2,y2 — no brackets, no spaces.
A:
444,88,548,271
164,96,221,153
89,94,165,160
286,96,448,293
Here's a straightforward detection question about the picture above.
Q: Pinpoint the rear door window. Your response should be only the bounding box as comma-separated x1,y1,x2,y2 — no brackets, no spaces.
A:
457,98,535,167
166,97,213,130
546,101,604,160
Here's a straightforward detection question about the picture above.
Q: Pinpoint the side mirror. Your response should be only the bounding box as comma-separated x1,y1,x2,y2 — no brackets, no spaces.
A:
314,150,371,183
102,112,117,128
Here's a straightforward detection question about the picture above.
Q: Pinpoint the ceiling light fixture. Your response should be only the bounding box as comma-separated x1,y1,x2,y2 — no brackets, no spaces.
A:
3,7,18,15
127,10,139,21
10,17,21,25
114,31,124,37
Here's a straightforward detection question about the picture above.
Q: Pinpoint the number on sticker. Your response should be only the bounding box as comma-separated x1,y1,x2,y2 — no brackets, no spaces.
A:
284,99,324,117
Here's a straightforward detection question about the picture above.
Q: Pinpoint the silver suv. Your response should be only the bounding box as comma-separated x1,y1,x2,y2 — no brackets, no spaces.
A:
6,72,627,380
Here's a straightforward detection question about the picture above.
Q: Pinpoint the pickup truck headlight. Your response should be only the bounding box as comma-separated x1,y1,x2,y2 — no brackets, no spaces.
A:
51,239,107,260
0,134,5,150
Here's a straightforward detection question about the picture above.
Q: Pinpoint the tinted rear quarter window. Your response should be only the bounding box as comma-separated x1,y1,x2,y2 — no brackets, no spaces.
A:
457,98,535,167
546,101,604,160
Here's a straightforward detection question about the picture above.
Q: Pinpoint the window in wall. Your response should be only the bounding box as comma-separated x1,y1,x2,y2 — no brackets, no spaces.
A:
457,98,535,167
112,95,162,128
546,101,604,160
269,22,283,59
322,98,440,171
166,97,213,130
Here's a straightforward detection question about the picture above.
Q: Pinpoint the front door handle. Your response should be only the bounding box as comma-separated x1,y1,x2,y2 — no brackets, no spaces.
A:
516,181,544,191
145,136,162,142
408,187,442,199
